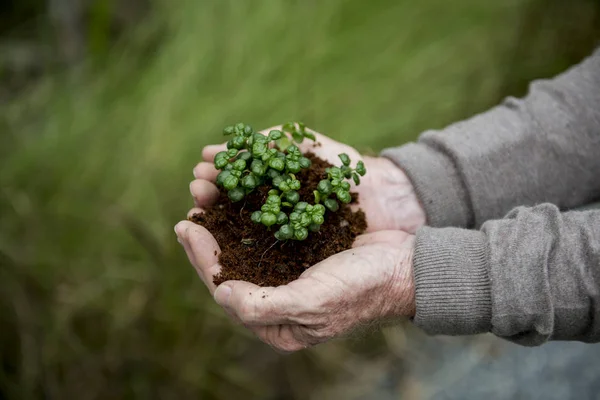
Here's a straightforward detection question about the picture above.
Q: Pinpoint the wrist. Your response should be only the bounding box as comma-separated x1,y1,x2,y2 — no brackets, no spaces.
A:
378,233,417,320
381,144,473,228
364,156,426,233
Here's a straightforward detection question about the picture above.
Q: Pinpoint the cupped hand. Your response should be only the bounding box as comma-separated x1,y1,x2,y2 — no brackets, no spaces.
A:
175,221,416,353
191,126,426,233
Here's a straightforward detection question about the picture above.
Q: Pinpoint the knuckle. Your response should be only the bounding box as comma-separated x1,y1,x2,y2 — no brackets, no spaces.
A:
238,306,254,324
308,327,331,341
274,339,304,353
238,299,260,324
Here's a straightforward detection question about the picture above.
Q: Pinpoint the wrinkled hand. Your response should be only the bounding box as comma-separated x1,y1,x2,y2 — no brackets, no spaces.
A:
179,126,422,352
190,126,426,233
175,221,416,352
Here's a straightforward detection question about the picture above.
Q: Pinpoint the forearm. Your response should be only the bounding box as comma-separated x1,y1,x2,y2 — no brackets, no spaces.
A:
382,47,600,228
412,204,600,345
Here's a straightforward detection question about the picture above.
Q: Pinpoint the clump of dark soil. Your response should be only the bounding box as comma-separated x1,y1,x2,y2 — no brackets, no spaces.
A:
189,152,367,287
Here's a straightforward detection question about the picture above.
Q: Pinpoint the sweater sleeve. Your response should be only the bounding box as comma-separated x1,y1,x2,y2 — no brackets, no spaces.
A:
381,47,600,229
412,204,600,345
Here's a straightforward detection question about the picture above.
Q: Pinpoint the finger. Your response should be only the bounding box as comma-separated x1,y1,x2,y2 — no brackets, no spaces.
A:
353,230,410,248
190,179,220,208
202,143,227,162
187,207,204,219
247,325,307,354
175,221,221,294
193,162,219,181
213,281,301,326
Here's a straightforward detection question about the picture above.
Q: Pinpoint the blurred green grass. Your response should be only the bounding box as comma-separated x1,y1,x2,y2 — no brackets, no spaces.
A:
1,0,598,398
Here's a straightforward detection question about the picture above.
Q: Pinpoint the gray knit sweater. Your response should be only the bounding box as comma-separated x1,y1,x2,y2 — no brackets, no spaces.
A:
382,47,600,346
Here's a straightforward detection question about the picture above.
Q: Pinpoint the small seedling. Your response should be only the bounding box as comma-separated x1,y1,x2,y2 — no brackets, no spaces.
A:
212,122,366,240
314,153,366,212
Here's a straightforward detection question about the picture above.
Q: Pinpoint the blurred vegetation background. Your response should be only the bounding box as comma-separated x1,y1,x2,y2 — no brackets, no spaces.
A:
0,0,598,399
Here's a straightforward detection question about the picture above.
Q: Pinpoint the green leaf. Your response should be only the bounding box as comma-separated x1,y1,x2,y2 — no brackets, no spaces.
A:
269,158,285,171
311,214,324,225
250,160,266,176
299,157,311,169
356,161,367,176
304,131,316,141
314,190,321,204
223,125,235,135
286,160,301,173
352,173,361,186
241,174,257,189
276,225,294,240
324,198,339,212
254,133,268,143
266,169,280,180
337,190,352,204
341,165,353,179
261,212,277,227
223,175,239,190
276,212,288,225
294,227,308,241
235,122,245,132
292,132,304,143
214,153,229,169
341,181,350,191
243,125,253,136
278,181,290,192
290,180,301,191
282,122,295,133
338,153,351,166
252,142,267,157
251,211,262,223
216,170,231,186
317,180,333,195
237,151,252,162
285,190,300,204
275,136,292,152
228,187,245,202
272,175,284,187
267,194,281,205
329,168,343,180
286,145,301,158
231,135,246,149
300,213,311,227
314,204,326,215
232,159,246,171
268,130,283,141
294,202,308,212
227,148,239,157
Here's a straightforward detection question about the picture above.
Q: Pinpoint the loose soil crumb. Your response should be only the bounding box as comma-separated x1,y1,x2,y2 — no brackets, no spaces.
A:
189,153,367,286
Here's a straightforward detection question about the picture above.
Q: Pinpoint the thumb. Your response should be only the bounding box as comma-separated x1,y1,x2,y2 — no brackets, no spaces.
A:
214,281,299,326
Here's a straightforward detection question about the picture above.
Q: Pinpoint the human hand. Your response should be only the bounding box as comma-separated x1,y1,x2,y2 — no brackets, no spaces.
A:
191,126,426,233
174,222,416,353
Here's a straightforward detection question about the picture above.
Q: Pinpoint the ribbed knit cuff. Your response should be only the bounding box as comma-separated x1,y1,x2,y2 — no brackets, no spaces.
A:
412,227,492,335
381,143,472,228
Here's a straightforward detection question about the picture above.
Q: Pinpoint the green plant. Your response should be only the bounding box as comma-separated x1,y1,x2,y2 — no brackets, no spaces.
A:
314,154,366,212
213,122,367,241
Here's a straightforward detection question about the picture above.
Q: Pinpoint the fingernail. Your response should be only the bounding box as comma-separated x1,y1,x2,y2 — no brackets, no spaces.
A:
174,222,186,237
193,167,199,179
214,284,232,307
